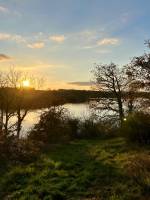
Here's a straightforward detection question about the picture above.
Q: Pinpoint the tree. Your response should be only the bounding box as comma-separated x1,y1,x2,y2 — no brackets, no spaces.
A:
0,72,8,131
6,68,29,138
131,40,150,90
92,63,126,125
0,68,44,138
0,72,16,135
127,41,150,111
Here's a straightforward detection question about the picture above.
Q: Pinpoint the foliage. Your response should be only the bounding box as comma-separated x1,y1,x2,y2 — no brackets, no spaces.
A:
0,133,39,164
122,112,150,144
67,118,79,139
125,153,150,194
77,118,112,139
29,107,116,144
28,107,72,145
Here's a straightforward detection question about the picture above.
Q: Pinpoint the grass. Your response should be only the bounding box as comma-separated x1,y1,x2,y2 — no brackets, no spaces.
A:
0,137,149,200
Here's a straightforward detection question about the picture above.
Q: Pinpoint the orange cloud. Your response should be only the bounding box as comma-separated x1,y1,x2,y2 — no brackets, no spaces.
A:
49,35,65,43
27,42,45,49
0,33,11,40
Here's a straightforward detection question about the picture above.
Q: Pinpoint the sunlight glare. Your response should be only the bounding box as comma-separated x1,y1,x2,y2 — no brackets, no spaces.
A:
22,80,30,87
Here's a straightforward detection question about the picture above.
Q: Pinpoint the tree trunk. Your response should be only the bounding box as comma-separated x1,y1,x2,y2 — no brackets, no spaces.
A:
117,98,124,126
16,109,28,139
0,109,4,131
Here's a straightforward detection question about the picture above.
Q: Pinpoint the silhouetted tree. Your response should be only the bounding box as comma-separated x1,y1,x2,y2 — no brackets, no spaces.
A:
0,68,45,138
92,63,127,125
131,40,150,90
0,72,16,135
0,72,7,131
126,41,150,111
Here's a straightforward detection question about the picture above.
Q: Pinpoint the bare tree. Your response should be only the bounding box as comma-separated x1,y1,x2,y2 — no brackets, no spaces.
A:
0,72,8,131
7,67,22,88
0,68,28,137
6,68,46,138
0,67,47,137
92,63,129,125
126,41,150,112
131,40,150,89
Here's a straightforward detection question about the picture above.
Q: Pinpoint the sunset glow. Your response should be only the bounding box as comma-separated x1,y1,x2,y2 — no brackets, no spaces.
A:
0,0,150,89
22,80,30,88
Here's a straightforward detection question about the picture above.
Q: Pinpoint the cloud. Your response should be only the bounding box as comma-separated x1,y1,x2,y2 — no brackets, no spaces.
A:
12,35,26,43
0,33,26,43
0,5,22,17
68,29,120,50
27,42,45,49
0,6,9,14
97,38,119,46
0,33,11,40
68,81,93,86
0,54,11,61
49,35,65,43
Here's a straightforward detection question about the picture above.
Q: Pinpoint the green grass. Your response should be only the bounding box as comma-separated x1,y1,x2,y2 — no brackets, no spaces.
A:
0,137,149,200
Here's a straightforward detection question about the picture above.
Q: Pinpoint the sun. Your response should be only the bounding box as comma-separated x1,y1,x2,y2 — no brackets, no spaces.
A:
22,80,30,87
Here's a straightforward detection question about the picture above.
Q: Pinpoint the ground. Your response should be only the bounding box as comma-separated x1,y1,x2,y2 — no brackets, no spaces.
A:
0,137,149,200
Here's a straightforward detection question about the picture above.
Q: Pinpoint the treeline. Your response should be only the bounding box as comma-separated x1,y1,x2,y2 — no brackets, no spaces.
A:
0,88,100,109
0,87,149,109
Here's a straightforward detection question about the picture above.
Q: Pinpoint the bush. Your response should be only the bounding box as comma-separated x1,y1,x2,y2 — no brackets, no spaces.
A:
67,118,79,139
0,132,12,162
0,132,39,164
125,154,150,194
28,106,118,144
76,118,113,139
9,138,40,163
78,119,100,138
122,112,150,144
28,107,72,145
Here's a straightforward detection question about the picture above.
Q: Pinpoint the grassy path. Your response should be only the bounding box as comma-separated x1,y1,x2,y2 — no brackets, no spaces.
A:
0,137,149,200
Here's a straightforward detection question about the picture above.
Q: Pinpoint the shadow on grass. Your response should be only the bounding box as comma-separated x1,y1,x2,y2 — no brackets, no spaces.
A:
0,138,145,200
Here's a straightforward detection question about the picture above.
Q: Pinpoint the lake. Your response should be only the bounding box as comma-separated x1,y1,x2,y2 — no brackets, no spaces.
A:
13,98,149,136
21,103,91,135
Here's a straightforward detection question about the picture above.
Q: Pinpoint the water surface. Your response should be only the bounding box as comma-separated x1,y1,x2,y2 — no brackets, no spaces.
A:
21,103,90,135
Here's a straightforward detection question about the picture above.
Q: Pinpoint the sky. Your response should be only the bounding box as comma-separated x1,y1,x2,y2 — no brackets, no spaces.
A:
0,0,150,89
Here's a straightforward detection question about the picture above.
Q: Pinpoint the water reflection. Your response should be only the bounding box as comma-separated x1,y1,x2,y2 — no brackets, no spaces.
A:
63,103,90,118
21,103,90,135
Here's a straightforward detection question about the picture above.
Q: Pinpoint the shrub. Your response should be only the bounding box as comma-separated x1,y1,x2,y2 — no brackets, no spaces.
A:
28,106,72,145
0,132,12,162
28,106,118,144
9,138,40,163
0,132,39,164
125,154,150,194
67,118,79,139
78,119,100,138
122,112,150,144
76,118,112,139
